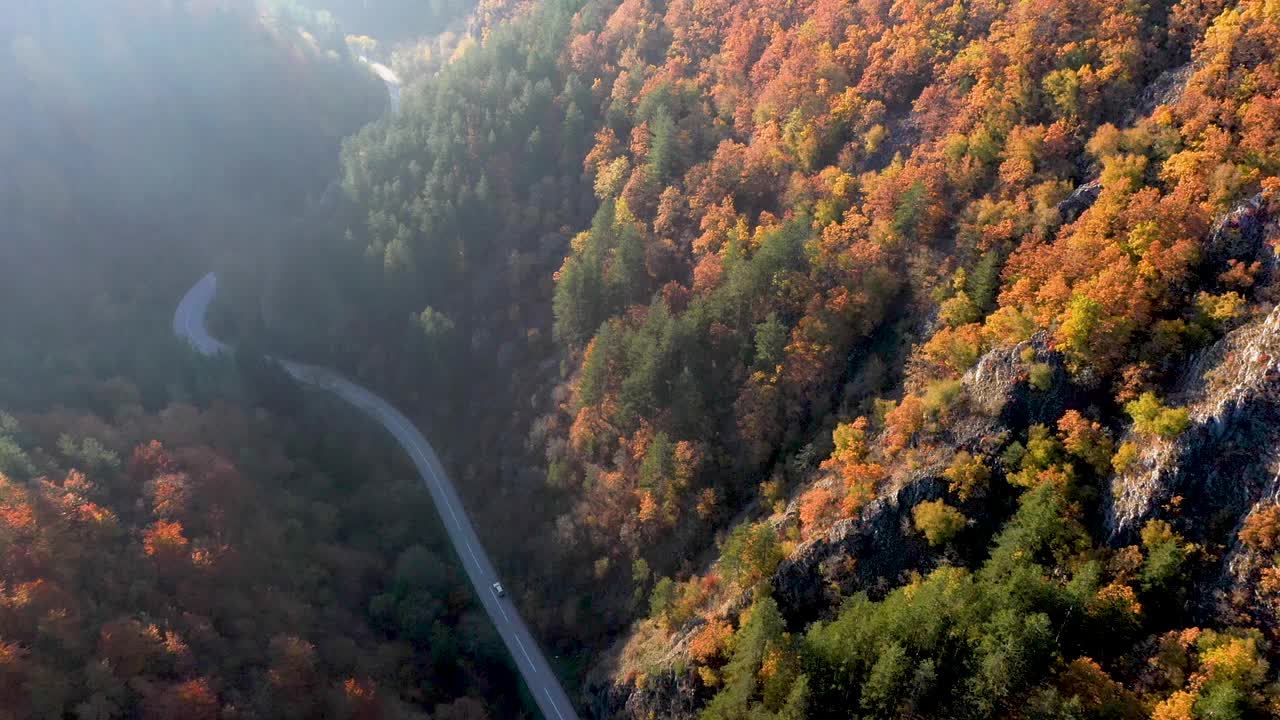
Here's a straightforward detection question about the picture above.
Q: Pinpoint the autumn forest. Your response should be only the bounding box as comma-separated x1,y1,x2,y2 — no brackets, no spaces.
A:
4,0,1280,717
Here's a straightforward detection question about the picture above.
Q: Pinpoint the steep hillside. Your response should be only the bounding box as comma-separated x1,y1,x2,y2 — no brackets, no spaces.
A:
271,0,1280,715
587,1,1280,716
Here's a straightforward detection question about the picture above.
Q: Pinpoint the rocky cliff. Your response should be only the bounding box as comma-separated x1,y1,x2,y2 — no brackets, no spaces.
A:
579,51,1271,715
584,193,1280,719
1107,193,1277,544
583,331,1070,718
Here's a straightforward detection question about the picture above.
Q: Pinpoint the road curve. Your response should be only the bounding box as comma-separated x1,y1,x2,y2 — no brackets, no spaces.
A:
175,273,579,720
358,55,402,112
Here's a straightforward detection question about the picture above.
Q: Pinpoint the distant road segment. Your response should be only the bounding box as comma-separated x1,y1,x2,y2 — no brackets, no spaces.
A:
174,273,579,720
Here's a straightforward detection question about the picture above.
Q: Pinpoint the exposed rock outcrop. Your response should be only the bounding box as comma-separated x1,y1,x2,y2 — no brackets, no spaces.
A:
585,192,1280,717
584,58,1228,720
1057,178,1102,223
584,333,1068,718
1205,191,1272,269
771,475,942,625
775,333,1074,620
1054,61,1193,229
1127,62,1193,124
1213,476,1280,627
585,650,710,720
1106,304,1280,540
1107,194,1276,542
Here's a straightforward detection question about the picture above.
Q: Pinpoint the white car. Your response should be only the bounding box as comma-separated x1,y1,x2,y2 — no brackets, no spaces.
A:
492,581,505,597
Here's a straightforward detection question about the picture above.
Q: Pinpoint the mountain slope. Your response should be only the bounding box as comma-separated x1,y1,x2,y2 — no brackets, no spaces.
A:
265,0,1280,716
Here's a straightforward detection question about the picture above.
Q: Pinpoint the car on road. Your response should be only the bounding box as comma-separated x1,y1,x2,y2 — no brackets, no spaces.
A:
492,581,505,597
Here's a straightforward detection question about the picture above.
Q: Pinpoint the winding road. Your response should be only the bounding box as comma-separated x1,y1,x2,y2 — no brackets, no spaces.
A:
358,56,402,112
174,273,579,720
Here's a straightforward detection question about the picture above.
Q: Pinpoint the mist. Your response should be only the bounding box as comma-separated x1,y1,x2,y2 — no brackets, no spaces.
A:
3,0,1279,718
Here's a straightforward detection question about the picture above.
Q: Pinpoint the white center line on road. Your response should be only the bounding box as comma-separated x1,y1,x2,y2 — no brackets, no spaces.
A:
392,422,462,527
492,594,510,622
514,634,536,673
421,459,445,492
465,541,482,568
545,688,567,720
439,487,461,526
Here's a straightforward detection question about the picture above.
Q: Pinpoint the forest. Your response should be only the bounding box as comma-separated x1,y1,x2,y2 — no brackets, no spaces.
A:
0,1,524,717
6,0,1280,717
282,0,1280,716
304,0,477,43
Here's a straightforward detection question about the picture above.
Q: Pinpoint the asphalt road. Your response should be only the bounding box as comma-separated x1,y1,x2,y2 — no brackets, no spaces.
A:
358,55,402,112
174,273,579,720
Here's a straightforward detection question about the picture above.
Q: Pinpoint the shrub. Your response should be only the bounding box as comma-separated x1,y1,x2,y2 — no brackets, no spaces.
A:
1239,505,1280,553
924,379,964,410
720,522,784,588
1125,392,1191,438
921,324,984,375
944,451,990,501
913,500,967,546
1140,520,1191,591
689,619,734,663
1112,441,1140,473
939,292,981,327
1057,410,1114,475
650,577,676,624
798,486,839,539
1029,363,1054,391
